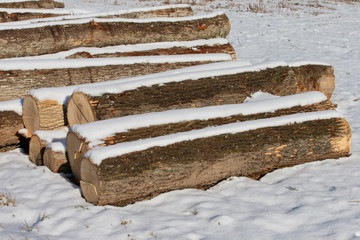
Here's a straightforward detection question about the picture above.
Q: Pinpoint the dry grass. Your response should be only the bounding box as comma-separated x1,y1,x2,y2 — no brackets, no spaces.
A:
0,192,16,207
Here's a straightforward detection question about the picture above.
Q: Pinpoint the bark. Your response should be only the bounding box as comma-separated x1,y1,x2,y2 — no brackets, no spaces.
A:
67,99,335,183
0,13,230,58
1,59,224,101
0,11,65,22
67,64,335,127
66,43,236,60
0,110,26,152
43,146,70,173
80,117,351,206
29,134,49,165
0,0,64,9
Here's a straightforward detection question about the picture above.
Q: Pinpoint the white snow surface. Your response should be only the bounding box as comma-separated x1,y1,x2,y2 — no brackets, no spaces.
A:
1,0,360,239
86,110,343,165
33,127,68,144
0,7,87,14
0,53,231,70
0,11,224,30
46,140,66,153
3,38,229,60
0,99,23,115
28,59,251,104
72,91,327,148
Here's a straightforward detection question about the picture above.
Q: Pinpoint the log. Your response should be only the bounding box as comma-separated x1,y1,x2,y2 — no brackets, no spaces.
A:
28,127,68,165
43,141,70,173
0,12,230,58
0,4,193,25
21,60,251,135
1,54,231,101
0,10,64,22
64,39,236,60
67,62,335,127
0,99,26,152
0,0,64,9
79,110,351,206
67,91,335,183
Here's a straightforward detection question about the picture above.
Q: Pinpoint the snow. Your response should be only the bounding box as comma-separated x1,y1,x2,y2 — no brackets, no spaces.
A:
86,110,343,165
28,59,251,104
0,7,87,14
1,0,360,239
0,11,224,30
3,38,230,60
0,99,23,115
0,53,231,70
72,91,327,148
46,140,66,153
33,127,68,144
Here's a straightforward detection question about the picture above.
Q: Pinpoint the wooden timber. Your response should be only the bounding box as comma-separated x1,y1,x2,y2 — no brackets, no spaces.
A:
66,42,236,60
0,0,64,9
0,11,65,22
80,116,351,206
43,144,70,173
0,13,230,58
28,134,49,165
67,64,335,127
0,110,25,152
67,98,335,183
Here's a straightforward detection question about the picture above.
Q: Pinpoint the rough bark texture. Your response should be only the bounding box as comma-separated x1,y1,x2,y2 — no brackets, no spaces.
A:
43,147,70,173
0,11,65,22
66,43,237,60
1,60,221,101
28,134,49,165
0,0,64,9
0,110,26,152
80,117,351,206
68,100,335,183
0,13,230,58
67,65,335,126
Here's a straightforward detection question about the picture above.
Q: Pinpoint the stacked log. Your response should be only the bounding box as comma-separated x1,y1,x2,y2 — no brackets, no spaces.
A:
67,62,335,127
0,99,26,152
0,0,64,9
21,60,251,135
28,127,68,165
0,12,230,58
0,53,231,101
79,110,351,206
0,9,66,22
67,91,335,182
43,141,70,173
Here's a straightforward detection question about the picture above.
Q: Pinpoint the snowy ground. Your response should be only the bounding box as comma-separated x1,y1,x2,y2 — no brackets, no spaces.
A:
1,0,360,239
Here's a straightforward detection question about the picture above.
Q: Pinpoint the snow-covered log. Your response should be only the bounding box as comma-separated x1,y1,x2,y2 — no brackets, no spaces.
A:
0,9,65,22
67,62,335,127
67,92,335,183
79,111,351,206
0,12,230,58
0,0,64,9
1,54,230,102
43,141,70,173
0,99,26,152
28,127,68,165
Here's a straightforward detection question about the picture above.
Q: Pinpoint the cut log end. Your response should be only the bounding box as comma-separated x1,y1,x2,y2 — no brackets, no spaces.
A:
43,147,71,173
67,92,95,127
29,135,45,166
22,95,40,136
80,181,99,205
66,131,87,182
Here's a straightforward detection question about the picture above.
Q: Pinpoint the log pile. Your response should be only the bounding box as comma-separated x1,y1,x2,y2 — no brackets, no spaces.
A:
0,0,64,9
0,3,352,207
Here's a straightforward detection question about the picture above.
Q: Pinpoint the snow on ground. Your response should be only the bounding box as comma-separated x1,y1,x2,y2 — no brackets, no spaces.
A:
1,0,360,239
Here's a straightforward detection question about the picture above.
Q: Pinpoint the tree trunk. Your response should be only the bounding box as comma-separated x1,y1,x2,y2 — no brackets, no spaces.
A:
0,110,25,152
1,55,229,101
67,93,335,183
80,113,351,206
67,64,335,127
66,41,236,60
43,143,70,173
29,134,49,165
0,12,230,58
0,11,65,22
0,0,64,9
